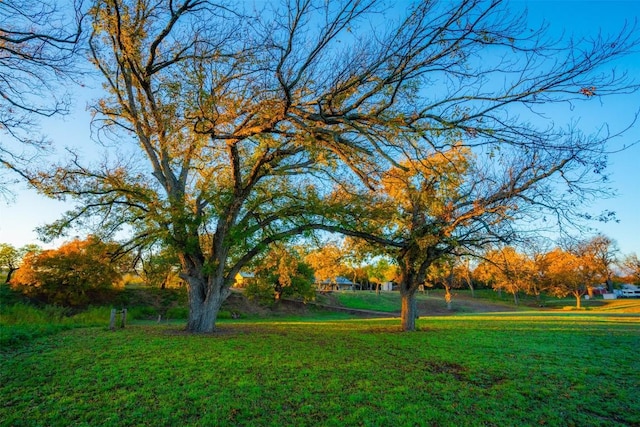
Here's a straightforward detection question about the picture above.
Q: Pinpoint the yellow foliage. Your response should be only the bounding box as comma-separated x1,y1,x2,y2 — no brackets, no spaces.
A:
304,245,344,284
380,144,471,219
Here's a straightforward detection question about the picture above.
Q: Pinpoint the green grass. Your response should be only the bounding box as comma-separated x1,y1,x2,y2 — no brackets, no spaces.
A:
0,304,114,348
331,289,640,314
329,291,403,312
2,313,638,426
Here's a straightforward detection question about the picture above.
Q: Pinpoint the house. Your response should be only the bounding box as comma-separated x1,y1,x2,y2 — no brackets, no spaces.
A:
380,282,394,291
234,272,256,288
316,276,359,291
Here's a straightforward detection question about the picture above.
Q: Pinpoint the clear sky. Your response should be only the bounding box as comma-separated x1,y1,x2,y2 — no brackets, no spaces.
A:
1,0,639,255
520,0,640,256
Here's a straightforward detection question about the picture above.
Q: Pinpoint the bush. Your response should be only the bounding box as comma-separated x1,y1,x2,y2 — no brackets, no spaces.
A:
165,307,189,319
126,306,159,320
245,281,276,306
10,237,121,307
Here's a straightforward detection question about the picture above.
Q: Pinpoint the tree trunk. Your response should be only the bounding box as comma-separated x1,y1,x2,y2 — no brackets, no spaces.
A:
274,281,283,302
400,285,418,331
5,267,17,284
444,285,452,310
535,292,543,307
575,292,581,309
186,276,230,333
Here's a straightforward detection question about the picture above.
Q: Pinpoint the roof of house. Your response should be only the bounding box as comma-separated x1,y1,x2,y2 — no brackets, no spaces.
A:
317,276,355,285
237,272,255,278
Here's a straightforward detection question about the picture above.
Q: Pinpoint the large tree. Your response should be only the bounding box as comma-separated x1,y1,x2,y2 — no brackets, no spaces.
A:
317,126,626,329
28,0,639,332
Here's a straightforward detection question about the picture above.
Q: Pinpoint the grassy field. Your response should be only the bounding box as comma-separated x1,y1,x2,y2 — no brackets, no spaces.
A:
2,310,639,426
326,289,640,315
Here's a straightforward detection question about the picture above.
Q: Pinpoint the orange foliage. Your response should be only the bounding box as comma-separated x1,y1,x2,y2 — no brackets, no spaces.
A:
11,236,120,306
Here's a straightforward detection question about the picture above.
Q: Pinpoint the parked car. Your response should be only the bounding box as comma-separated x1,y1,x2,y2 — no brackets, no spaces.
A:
620,284,640,298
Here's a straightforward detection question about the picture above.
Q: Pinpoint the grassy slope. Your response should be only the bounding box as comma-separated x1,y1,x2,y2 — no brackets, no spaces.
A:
2,314,639,426
328,289,640,314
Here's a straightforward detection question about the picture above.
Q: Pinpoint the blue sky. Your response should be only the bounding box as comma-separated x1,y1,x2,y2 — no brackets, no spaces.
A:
1,0,639,255
521,0,640,255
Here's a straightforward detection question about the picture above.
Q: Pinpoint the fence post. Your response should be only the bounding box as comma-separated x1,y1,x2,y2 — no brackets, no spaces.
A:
121,308,127,328
109,309,116,331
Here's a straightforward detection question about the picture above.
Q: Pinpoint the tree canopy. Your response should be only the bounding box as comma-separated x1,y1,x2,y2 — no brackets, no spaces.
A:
21,0,640,332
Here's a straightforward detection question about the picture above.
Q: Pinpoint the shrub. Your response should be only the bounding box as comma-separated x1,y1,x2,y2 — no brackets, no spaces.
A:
245,281,276,306
10,237,121,307
165,307,189,319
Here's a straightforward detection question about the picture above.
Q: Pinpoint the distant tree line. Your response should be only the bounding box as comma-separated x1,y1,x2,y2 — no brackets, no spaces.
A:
2,233,638,310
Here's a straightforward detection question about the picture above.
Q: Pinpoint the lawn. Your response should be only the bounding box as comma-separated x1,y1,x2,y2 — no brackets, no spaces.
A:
2,312,639,426
326,289,640,315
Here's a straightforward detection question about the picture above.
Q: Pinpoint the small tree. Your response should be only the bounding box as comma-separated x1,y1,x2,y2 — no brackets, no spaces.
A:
620,253,640,285
135,246,182,289
543,248,587,309
475,247,533,305
365,258,399,295
574,234,618,294
0,244,20,283
455,257,475,298
304,244,345,291
251,245,315,303
11,236,120,306
0,243,42,283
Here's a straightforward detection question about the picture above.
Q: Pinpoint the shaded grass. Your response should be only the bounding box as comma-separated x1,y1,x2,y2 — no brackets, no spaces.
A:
330,291,402,312
2,313,638,426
